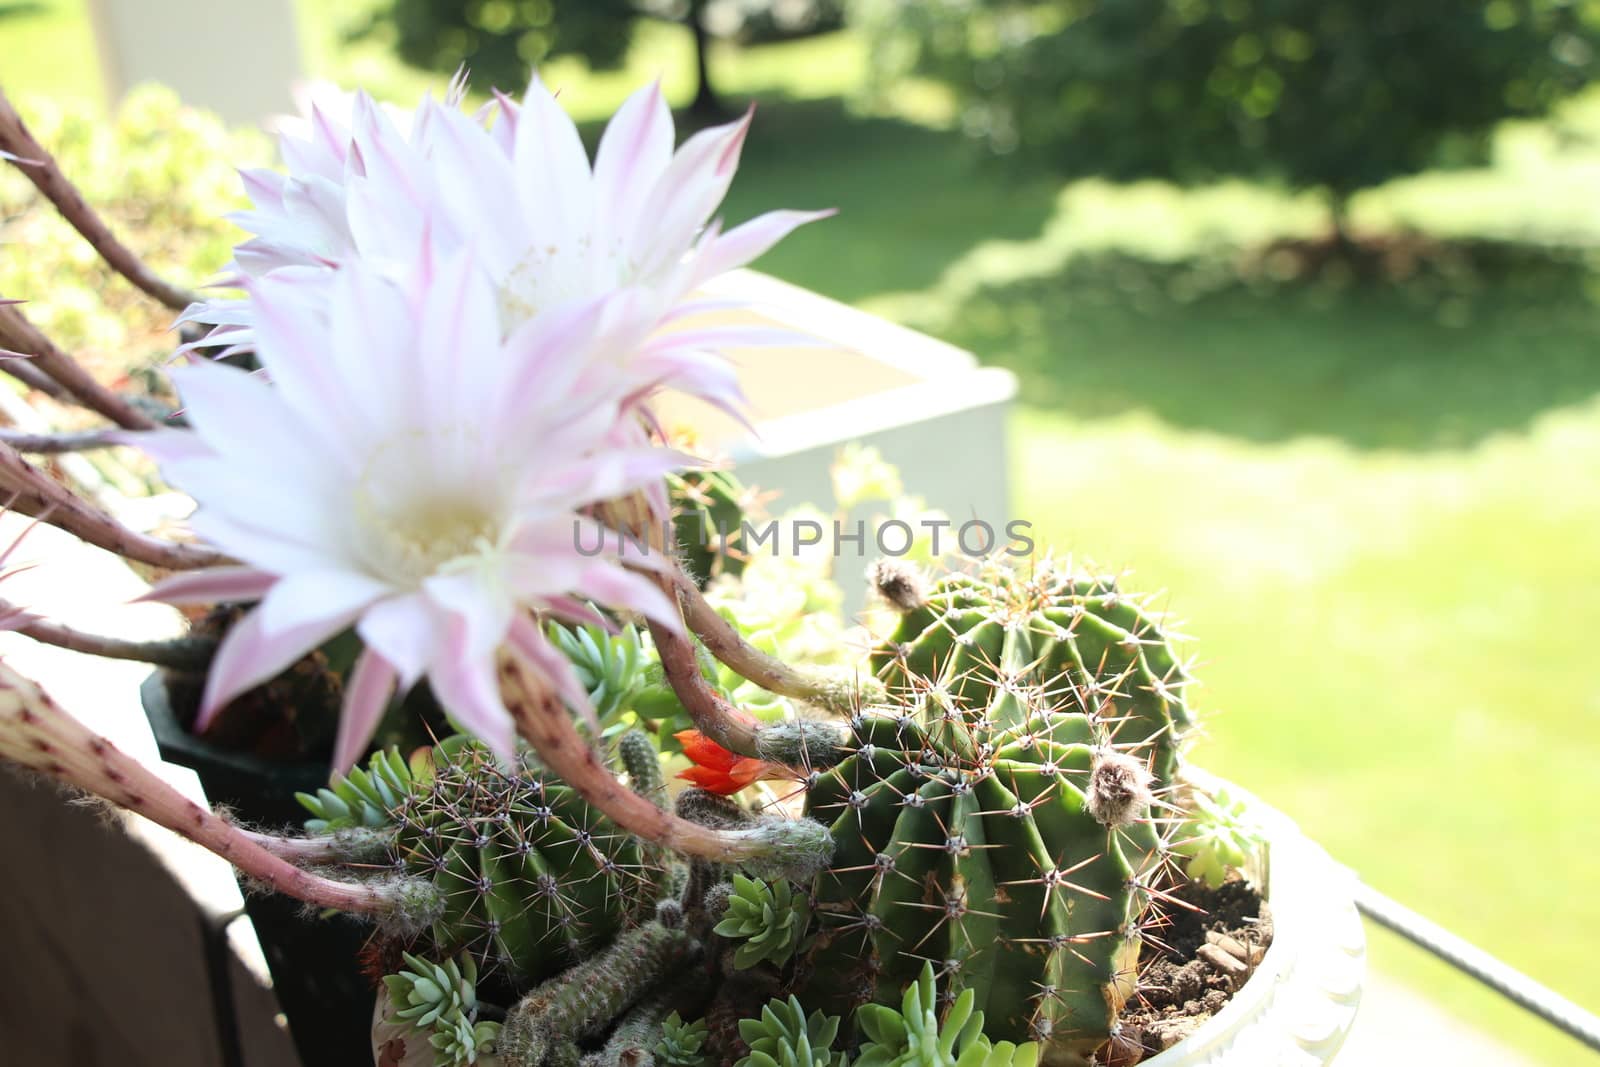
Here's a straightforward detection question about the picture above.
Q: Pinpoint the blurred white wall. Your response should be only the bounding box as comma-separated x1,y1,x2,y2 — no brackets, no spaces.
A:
87,0,303,124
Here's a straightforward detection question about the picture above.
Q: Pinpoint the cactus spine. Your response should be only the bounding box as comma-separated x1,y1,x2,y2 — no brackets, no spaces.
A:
304,736,662,981
804,562,1193,1062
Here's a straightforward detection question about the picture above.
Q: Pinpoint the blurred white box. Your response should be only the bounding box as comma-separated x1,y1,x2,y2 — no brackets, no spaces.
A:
661,270,1018,613
88,0,304,124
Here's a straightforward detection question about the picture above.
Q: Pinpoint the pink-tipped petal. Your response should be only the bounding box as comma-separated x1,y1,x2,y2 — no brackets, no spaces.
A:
541,595,612,631
333,648,399,772
486,90,522,155
512,73,595,248
356,593,442,691
111,426,215,464
693,208,835,279
422,570,514,662
198,603,364,730
257,569,389,638
648,324,817,352
634,111,752,278
507,612,599,733
428,617,515,763
575,562,682,632
138,566,277,606
593,79,673,240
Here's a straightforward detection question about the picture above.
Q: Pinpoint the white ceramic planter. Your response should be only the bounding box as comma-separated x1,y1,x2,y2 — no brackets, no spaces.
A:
1143,776,1365,1067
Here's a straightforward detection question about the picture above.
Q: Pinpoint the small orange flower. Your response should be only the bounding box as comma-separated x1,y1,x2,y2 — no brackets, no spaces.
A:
675,729,783,795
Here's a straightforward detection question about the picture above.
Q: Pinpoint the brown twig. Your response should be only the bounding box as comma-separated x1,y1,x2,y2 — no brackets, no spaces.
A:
0,356,70,401
0,663,414,917
0,304,155,430
0,442,229,571
0,88,197,312
0,426,130,454
669,564,878,713
501,650,811,867
645,613,765,757
1,600,216,669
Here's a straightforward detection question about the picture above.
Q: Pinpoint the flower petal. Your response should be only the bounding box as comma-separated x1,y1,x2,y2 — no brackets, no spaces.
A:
507,612,598,733
257,569,390,638
334,648,399,772
428,616,515,763
512,73,595,251
356,592,442,691
692,208,835,280
572,563,681,632
592,79,673,244
138,566,277,606
198,603,363,728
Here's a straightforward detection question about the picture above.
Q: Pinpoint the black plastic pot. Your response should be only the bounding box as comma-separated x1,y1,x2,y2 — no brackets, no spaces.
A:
141,671,374,1067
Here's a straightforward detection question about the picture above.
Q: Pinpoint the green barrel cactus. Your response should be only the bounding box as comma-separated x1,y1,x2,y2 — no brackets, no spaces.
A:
803,561,1194,1062
670,469,756,584
301,736,664,982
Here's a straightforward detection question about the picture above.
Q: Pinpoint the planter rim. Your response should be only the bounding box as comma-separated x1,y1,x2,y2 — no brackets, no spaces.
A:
1139,768,1365,1066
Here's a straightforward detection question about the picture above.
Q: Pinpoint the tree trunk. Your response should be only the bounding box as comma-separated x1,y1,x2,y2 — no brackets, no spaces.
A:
687,0,726,120
1327,190,1355,252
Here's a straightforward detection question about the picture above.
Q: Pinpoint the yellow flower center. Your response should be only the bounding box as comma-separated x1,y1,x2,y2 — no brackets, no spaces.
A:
350,430,505,587
496,235,633,334
357,498,499,587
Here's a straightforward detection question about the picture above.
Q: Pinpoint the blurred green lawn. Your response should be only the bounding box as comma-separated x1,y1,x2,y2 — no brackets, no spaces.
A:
4,2,1599,1062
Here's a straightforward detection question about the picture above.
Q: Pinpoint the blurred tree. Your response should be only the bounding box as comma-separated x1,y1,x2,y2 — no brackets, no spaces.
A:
362,0,842,117
854,0,1600,237
365,0,650,101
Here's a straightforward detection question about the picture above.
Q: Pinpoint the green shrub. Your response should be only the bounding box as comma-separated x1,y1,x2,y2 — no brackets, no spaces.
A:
855,0,1600,221
0,85,267,391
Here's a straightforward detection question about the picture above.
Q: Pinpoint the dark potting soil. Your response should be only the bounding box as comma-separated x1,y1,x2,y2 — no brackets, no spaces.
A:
1095,877,1273,1065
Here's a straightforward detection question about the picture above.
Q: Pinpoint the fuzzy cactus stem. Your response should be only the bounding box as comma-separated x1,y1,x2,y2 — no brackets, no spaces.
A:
0,445,230,570
236,825,395,866
0,663,440,925
499,919,694,1067
502,652,834,877
0,427,130,454
0,88,197,313
669,566,883,713
648,615,848,772
2,601,217,669
590,977,708,1067
620,727,669,809
645,614,766,756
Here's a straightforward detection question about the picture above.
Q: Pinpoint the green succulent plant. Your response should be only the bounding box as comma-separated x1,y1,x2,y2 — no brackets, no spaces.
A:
736,996,843,1067
383,951,502,1067
854,963,1037,1067
547,621,649,730
713,874,811,970
656,1012,711,1067
296,746,418,832
1172,783,1266,889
